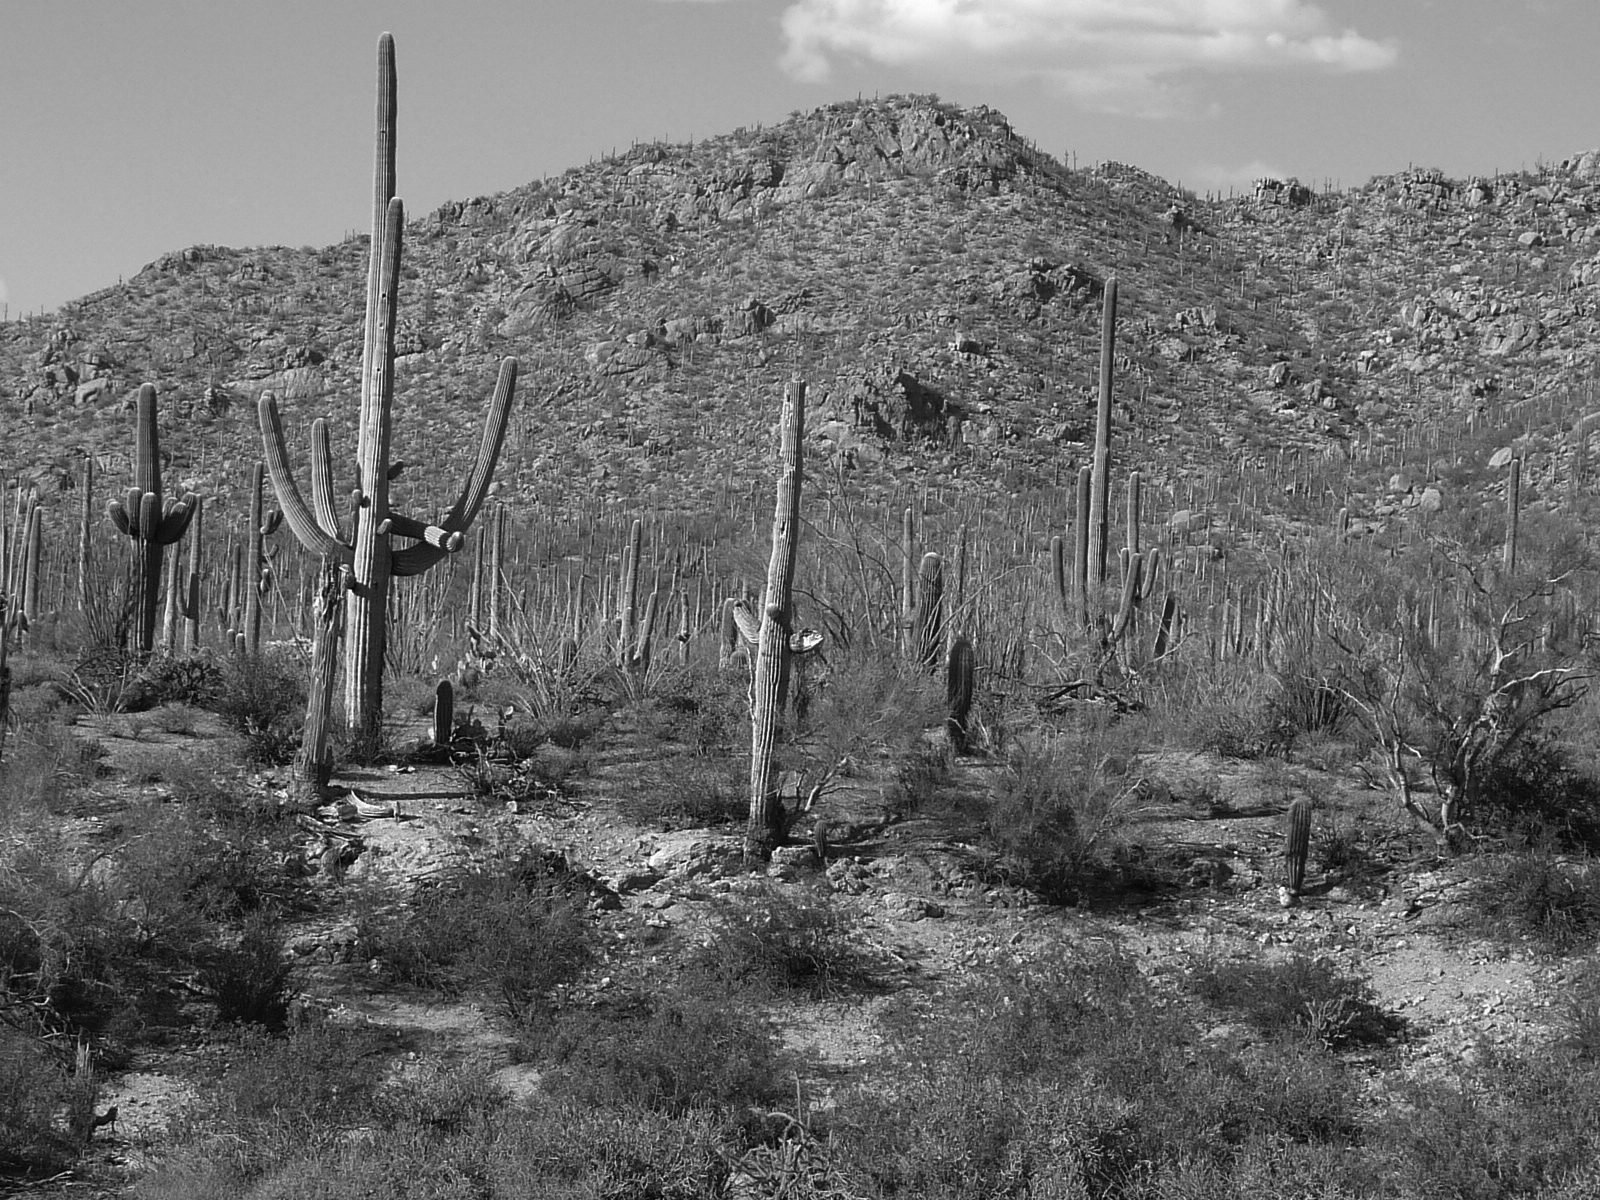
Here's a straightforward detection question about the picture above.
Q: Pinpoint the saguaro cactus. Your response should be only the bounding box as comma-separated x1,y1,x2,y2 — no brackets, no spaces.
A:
912,552,945,669
748,381,808,858
1087,277,1118,586
77,452,93,614
432,678,454,747
259,33,516,746
181,498,204,652
244,462,282,656
946,633,975,752
107,385,199,656
1285,796,1313,896
1503,455,1521,573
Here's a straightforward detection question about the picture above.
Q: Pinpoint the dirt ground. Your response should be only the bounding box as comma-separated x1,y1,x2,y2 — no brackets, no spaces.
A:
35,708,1585,1195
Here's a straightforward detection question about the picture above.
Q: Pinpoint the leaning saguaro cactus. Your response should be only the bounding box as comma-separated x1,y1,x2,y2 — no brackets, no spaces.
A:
108,385,199,657
748,381,809,858
259,33,516,747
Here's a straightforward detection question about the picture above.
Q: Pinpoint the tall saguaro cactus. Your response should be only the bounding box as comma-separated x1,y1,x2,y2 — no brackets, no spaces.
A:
259,33,517,746
1087,277,1118,587
107,385,199,656
748,381,807,858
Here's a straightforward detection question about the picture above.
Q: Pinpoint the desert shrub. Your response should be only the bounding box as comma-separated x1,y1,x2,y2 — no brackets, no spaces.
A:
617,752,747,828
1376,1045,1600,1200
212,651,306,765
116,801,286,935
692,881,880,998
981,723,1156,902
0,1030,97,1174
1556,964,1600,1062
136,1091,732,1200
1470,847,1600,952
0,824,139,1030
0,717,102,816
834,944,1365,1197
1185,954,1396,1049
139,651,223,707
794,650,943,751
1181,667,1297,760
882,741,951,820
197,911,293,1027
541,709,605,750
645,661,749,754
1473,735,1600,849
538,987,787,1121
137,1020,398,1195
357,845,593,1019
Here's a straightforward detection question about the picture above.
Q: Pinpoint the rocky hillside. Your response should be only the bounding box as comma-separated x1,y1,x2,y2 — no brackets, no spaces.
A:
4,96,1600,528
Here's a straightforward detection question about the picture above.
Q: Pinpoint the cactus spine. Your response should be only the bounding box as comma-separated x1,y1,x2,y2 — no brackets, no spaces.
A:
259,33,516,747
107,385,199,657
748,381,806,858
1285,796,1313,895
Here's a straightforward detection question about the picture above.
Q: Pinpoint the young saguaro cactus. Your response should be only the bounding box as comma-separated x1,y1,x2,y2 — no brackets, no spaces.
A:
107,385,199,656
258,33,516,746
1284,796,1313,896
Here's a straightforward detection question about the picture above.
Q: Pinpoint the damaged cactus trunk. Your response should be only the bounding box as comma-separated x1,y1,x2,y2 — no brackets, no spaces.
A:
747,381,807,859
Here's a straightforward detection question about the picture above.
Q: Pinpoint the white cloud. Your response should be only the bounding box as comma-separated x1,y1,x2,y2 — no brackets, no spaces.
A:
776,0,1398,114
1190,159,1292,191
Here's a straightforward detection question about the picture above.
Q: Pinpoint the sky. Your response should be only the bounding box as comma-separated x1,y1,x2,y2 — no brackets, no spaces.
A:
3,0,1598,317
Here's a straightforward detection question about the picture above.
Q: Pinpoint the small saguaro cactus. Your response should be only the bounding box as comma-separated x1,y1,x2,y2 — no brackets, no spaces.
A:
912,552,945,669
432,678,454,748
259,33,517,747
107,384,200,657
1284,796,1313,896
946,633,976,753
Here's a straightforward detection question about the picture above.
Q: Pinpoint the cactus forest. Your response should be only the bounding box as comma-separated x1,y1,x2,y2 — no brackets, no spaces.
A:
7,29,1600,1200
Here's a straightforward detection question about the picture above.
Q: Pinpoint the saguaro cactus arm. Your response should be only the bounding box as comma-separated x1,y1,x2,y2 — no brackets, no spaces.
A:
259,393,354,562
389,357,518,577
310,418,347,543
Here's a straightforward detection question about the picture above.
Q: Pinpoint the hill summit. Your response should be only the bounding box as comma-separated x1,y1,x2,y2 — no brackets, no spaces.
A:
3,95,1600,525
